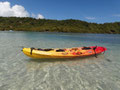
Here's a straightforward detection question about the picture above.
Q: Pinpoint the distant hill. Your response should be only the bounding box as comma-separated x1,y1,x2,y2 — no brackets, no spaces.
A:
0,17,120,34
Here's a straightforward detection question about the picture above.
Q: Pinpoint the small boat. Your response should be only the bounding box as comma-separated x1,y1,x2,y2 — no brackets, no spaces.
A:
22,46,107,59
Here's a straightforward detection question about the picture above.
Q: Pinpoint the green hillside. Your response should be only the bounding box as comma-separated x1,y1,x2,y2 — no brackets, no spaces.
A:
0,17,120,34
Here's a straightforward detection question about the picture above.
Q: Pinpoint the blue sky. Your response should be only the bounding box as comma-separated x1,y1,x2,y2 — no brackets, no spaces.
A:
0,0,120,23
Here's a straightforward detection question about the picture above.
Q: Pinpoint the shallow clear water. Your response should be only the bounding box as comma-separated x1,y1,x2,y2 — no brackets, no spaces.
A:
0,31,120,90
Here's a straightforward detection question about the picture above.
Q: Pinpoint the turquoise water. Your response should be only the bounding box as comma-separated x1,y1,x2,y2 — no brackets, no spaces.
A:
0,31,120,90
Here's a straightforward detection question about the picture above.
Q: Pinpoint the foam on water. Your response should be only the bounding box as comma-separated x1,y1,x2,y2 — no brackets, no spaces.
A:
0,31,120,90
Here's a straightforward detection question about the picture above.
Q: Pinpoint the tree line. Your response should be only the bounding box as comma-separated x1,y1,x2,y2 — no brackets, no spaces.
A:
0,17,120,34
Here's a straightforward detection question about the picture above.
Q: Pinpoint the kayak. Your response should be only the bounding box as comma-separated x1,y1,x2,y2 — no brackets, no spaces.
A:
22,46,107,59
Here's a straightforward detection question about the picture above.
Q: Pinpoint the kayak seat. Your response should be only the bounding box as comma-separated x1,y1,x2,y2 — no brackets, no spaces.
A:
37,48,43,50
82,47,91,50
56,49,65,52
44,49,53,51
37,48,53,51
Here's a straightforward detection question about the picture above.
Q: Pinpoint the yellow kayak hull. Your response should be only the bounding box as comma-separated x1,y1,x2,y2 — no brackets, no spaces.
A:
22,46,107,59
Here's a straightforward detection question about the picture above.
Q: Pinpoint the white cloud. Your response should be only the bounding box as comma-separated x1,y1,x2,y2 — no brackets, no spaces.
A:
31,13,44,19
0,1,29,17
37,14,44,19
12,5,29,17
0,1,44,19
85,17,96,20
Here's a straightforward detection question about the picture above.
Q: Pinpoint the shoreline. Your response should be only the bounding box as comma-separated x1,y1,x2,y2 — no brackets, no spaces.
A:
0,30,120,35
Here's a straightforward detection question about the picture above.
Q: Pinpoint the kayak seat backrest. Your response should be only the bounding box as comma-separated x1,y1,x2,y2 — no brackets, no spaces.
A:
37,48,53,51
56,49,65,52
37,48,43,50
44,49,53,51
82,47,91,50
